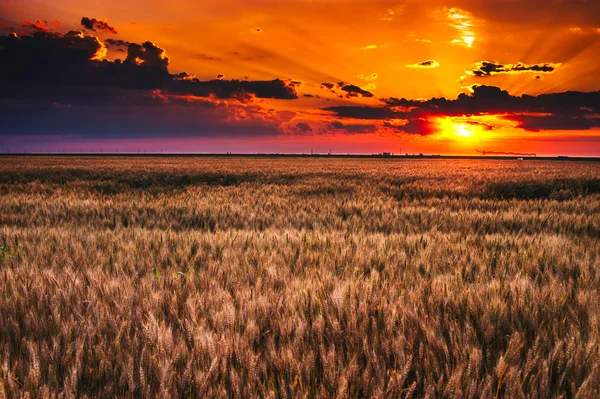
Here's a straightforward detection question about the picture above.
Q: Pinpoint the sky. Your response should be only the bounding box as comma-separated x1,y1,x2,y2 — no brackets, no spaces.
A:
1,0,599,155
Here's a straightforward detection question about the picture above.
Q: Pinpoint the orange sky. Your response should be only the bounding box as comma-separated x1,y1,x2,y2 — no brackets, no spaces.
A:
1,0,599,155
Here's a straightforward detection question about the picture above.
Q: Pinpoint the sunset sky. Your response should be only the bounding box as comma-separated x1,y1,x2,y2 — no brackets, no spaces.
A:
1,0,599,155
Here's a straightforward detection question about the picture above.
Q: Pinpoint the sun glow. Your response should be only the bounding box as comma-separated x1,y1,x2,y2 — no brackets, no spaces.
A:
454,123,476,138
435,118,484,140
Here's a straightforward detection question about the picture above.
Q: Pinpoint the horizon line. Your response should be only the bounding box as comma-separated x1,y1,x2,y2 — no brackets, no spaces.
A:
2,153,599,161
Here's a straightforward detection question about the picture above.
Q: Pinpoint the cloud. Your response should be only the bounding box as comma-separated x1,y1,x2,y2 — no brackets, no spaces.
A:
328,120,378,134
319,82,373,98
194,53,219,61
81,17,118,34
360,44,377,50
384,119,438,136
0,30,108,74
503,114,598,131
0,20,309,146
468,61,560,77
357,73,378,81
173,72,197,81
2,12,598,145
0,95,292,139
380,10,395,22
323,106,403,120
383,85,600,117
294,122,313,134
20,20,60,34
22,20,50,33
445,7,476,47
325,84,600,134
340,84,373,98
105,38,130,51
0,29,297,100
406,60,440,69
126,41,169,70
167,78,298,100
380,6,404,22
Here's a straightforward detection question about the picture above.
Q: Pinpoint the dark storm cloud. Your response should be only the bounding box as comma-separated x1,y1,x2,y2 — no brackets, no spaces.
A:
0,24,300,142
81,17,118,34
0,30,106,82
324,85,600,133
504,114,599,132
0,30,298,101
469,61,559,77
381,85,600,116
0,97,288,139
0,31,172,92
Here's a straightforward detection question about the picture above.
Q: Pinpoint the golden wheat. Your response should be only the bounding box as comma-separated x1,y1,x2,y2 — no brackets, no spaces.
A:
0,156,599,397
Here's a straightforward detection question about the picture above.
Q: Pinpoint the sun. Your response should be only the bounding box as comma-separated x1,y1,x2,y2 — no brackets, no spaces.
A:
453,123,476,138
435,118,483,140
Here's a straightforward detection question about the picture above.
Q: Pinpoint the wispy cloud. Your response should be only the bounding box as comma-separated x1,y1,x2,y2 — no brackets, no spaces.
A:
360,44,377,50
356,73,378,81
406,60,440,69
445,7,476,47
380,9,395,22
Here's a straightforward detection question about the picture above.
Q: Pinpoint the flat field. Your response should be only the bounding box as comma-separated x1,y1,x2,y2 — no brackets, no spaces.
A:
1,156,599,397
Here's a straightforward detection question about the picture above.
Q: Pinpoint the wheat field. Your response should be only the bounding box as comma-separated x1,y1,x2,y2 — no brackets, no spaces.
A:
0,156,599,398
